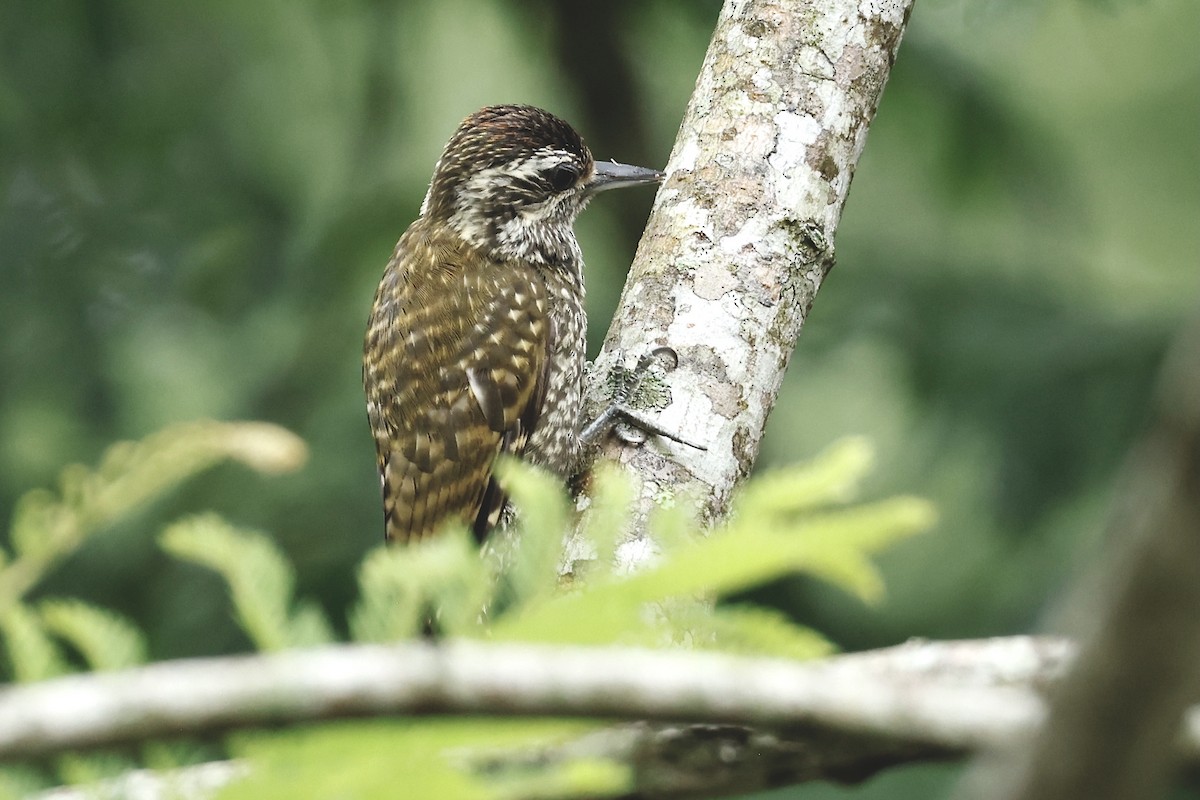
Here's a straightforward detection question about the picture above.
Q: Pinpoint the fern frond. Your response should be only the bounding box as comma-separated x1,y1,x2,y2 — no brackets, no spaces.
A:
0,421,307,617
700,605,835,659
0,604,68,682
351,528,492,640
0,765,48,800
161,514,332,651
733,436,875,519
224,720,625,800
487,439,934,651
493,458,571,605
572,464,637,580
39,599,147,671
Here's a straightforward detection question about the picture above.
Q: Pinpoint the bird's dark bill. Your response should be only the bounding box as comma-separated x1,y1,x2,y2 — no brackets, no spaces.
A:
588,161,665,193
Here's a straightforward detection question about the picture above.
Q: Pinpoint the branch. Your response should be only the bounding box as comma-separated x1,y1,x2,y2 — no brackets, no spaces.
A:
584,0,913,542
0,636,1078,763
21,636,1200,797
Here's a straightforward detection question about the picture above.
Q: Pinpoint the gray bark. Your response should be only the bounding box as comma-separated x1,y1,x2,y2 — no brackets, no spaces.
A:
0,637,1070,761
583,0,912,555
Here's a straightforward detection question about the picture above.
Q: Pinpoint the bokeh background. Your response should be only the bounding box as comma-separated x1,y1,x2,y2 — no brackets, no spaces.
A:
1,0,1196,796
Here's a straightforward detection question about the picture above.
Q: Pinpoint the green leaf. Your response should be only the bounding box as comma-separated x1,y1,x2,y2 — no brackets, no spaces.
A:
733,436,876,518
571,464,636,580
493,494,935,645
350,546,426,642
351,530,492,641
0,765,48,800
702,605,835,659
161,514,333,651
0,604,69,682
493,457,571,605
56,753,138,788
9,489,73,561
221,720,627,800
55,420,306,541
1,420,307,618
288,603,338,648
39,599,147,671
633,496,935,603
347,438,935,661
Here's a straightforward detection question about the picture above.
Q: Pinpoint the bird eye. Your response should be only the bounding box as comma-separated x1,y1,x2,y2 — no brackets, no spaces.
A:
546,164,580,192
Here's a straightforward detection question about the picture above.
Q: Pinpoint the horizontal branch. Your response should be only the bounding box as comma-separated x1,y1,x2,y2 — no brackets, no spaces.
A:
0,636,1093,763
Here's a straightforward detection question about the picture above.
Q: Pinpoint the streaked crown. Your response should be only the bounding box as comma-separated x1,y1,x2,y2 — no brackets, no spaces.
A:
420,105,596,265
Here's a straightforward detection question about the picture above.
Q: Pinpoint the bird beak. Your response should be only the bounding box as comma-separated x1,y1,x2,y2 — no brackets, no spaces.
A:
587,160,665,195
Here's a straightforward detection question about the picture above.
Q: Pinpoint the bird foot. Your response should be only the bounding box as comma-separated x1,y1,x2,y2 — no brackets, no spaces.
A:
581,346,707,451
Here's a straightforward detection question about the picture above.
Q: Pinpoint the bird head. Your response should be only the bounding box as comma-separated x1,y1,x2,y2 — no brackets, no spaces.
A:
421,105,663,266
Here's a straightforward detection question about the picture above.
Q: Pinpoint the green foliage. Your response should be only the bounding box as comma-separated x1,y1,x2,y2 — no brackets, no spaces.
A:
220,720,628,800
735,436,876,516
0,599,147,684
493,457,574,607
0,420,306,680
0,421,307,619
347,438,932,660
0,602,146,789
214,437,931,798
0,421,308,794
0,4,1191,799
693,605,836,659
38,600,147,671
0,765,45,800
162,515,333,651
488,442,932,655
55,753,140,792
0,604,68,683
350,528,491,641
0,419,931,799
568,464,637,576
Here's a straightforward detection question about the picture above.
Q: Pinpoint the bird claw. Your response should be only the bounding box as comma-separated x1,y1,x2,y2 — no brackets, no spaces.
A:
613,404,707,450
581,346,707,451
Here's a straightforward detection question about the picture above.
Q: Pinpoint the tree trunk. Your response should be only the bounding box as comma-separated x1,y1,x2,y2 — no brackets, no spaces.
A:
584,0,913,554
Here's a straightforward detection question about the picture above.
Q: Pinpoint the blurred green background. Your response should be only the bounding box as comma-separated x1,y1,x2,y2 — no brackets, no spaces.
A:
1,0,1196,795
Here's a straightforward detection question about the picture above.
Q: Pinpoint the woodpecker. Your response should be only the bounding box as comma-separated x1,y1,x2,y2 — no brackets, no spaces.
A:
363,105,663,544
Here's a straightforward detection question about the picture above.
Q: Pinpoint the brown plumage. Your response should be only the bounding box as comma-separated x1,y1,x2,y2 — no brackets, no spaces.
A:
363,105,662,543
